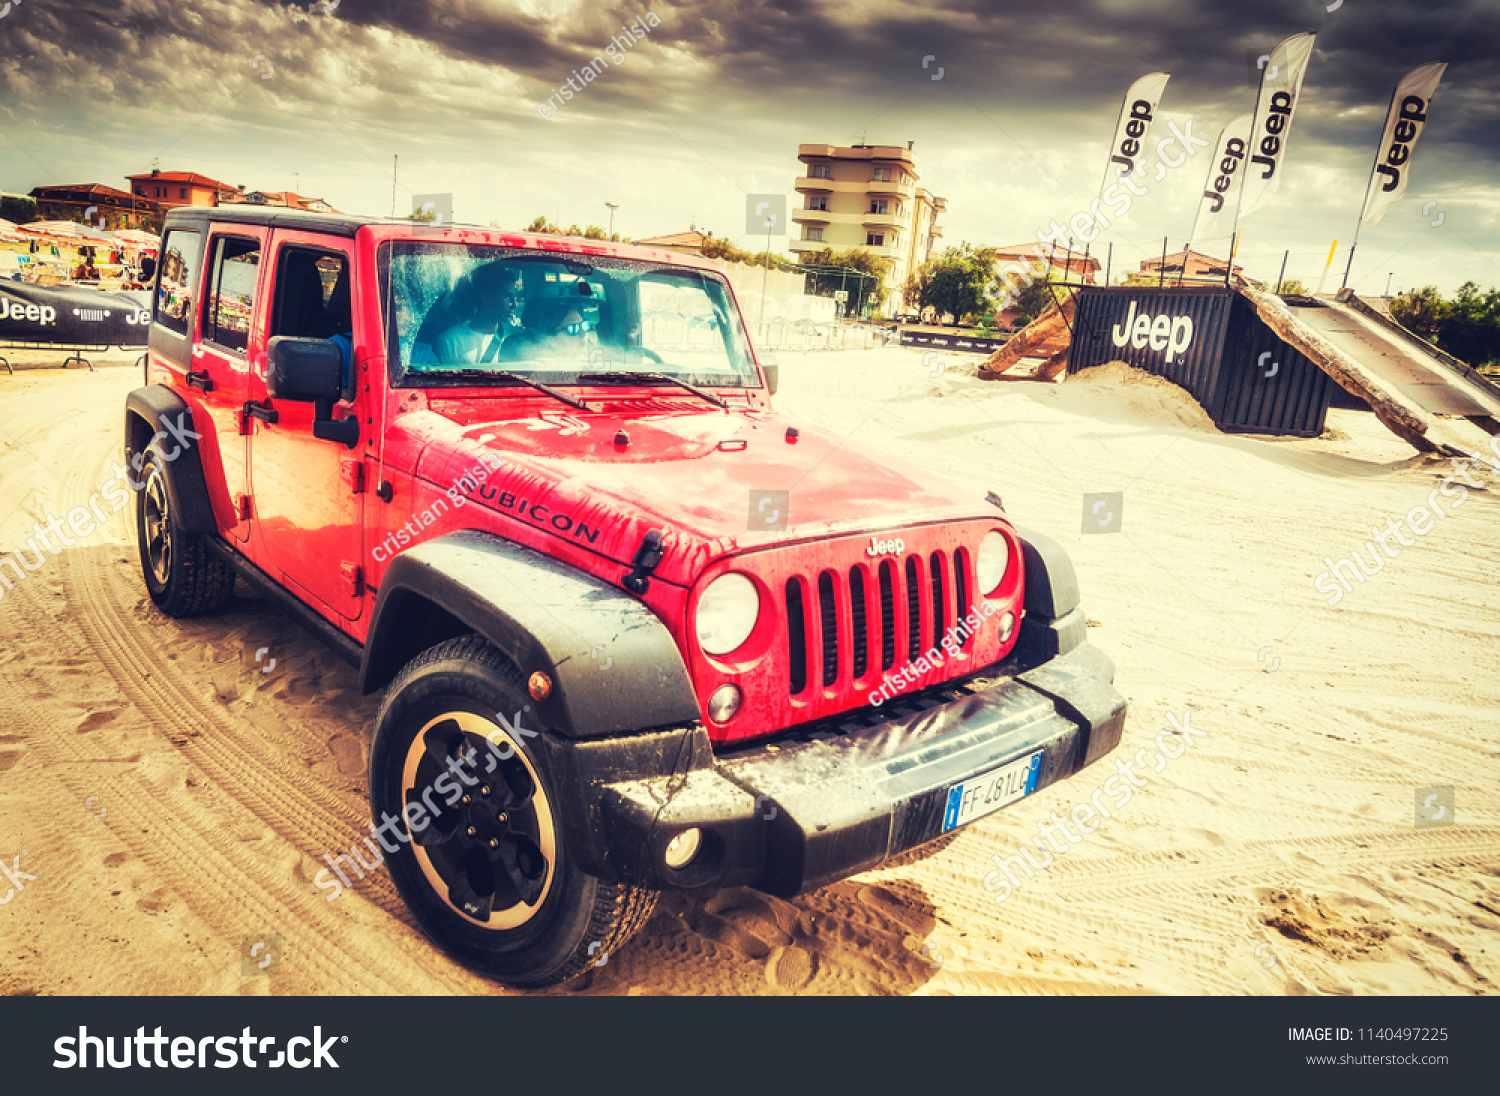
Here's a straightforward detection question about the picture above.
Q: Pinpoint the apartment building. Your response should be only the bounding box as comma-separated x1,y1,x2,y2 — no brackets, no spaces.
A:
790,142,946,316
126,169,243,210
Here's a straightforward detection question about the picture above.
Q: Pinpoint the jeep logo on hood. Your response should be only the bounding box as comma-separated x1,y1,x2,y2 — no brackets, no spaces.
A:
866,536,906,557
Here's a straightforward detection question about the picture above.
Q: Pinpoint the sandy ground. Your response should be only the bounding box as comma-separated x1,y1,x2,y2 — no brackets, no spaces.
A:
1,345,1497,996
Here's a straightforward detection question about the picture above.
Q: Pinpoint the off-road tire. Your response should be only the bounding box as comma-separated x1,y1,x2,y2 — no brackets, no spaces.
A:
370,635,658,989
135,444,235,617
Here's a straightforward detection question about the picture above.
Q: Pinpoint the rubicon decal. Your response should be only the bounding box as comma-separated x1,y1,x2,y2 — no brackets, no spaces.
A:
472,483,602,544
1110,301,1194,363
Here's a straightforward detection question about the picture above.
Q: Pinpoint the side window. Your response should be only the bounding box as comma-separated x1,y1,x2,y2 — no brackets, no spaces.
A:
203,236,262,354
154,229,201,336
271,247,352,339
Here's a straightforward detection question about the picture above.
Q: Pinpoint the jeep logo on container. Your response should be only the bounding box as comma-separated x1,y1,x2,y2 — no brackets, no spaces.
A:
866,536,905,557
1110,301,1194,363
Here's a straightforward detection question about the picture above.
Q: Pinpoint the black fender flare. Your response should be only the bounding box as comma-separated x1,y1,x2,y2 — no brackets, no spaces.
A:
123,385,217,534
361,530,701,739
1012,524,1087,664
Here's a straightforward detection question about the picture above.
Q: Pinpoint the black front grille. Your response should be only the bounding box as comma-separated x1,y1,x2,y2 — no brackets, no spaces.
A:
786,578,807,695
778,546,970,696
879,561,896,670
849,567,868,679
930,554,946,646
905,556,921,662
955,549,971,647
817,571,838,688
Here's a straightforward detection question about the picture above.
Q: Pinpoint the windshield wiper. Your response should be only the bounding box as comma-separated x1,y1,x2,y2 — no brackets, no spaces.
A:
576,371,729,410
439,369,593,411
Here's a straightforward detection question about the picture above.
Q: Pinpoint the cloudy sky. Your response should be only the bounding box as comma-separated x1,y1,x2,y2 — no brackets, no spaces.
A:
2,0,1496,296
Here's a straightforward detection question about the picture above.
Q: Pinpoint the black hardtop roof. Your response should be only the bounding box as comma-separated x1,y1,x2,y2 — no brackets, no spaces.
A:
162,205,367,239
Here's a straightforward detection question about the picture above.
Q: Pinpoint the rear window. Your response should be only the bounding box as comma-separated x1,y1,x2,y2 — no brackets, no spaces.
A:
154,229,201,336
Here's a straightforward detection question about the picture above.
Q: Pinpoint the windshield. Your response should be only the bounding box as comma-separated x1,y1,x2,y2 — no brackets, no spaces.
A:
378,241,759,388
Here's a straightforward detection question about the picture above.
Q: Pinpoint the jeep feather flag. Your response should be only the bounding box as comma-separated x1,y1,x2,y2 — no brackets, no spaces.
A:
1237,31,1317,221
1358,61,1447,228
1098,71,1171,198
0,282,152,347
1189,113,1254,242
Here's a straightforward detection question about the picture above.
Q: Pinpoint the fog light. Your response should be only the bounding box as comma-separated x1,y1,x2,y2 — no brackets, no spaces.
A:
707,684,742,723
664,828,702,870
999,611,1015,643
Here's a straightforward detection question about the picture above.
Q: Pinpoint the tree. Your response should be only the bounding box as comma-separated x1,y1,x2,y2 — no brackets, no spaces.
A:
700,236,796,271
1435,281,1500,367
1276,278,1309,297
906,243,999,326
1012,270,1065,322
1,195,37,224
797,246,892,316
1390,286,1447,342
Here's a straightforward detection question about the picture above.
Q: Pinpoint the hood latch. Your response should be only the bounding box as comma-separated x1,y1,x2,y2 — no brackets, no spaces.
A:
622,528,666,595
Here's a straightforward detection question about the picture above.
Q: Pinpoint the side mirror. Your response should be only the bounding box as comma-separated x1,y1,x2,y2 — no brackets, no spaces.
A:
268,336,344,402
762,361,779,396
266,336,359,449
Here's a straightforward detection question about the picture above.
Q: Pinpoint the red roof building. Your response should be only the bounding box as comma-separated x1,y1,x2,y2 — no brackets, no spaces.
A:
125,170,243,210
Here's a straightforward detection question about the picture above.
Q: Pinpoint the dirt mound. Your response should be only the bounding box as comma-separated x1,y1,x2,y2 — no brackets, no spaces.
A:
1044,359,1219,433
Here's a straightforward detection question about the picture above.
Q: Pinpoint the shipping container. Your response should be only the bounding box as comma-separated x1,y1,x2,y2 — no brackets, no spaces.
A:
1066,286,1342,437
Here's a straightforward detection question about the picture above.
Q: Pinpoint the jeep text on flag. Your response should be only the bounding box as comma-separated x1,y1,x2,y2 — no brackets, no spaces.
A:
1190,113,1254,243
1098,71,1171,200
1238,31,1317,222
1358,61,1447,229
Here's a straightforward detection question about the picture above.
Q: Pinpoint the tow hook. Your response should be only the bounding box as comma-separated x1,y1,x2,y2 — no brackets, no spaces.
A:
622,528,665,594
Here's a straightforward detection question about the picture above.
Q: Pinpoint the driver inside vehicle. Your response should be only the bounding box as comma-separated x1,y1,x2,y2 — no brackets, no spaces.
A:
500,302,598,363
434,263,524,364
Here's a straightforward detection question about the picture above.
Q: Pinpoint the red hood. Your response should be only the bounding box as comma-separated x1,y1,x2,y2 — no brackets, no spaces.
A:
396,394,998,587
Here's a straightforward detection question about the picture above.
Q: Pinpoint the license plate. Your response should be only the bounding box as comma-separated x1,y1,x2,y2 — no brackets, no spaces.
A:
941,749,1043,832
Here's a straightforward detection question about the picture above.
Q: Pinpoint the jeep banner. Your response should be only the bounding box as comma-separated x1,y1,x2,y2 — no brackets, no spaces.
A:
1189,113,1254,243
1238,31,1317,222
0,282,152,347
1098,71,1171,199
1358,61,1447,228
899,329,1005,355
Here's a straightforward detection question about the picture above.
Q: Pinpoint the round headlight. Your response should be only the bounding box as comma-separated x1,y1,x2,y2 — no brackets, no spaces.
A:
695,573,760,655
976,531,1010,594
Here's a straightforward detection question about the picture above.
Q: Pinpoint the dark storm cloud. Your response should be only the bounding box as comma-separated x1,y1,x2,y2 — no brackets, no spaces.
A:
5,1,1496,156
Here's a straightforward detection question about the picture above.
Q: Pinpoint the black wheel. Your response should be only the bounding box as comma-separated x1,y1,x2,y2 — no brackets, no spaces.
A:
369,635,657,988
135,444,235,617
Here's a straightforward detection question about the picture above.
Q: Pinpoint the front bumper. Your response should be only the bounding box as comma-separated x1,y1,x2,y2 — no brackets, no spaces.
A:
549,638,1126,897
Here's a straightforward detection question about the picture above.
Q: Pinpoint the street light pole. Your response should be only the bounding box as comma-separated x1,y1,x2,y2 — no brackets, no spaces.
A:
605,202,619,239
1385,272,1393,298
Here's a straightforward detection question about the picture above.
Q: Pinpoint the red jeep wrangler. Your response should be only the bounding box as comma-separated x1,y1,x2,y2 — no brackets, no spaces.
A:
125,206,1126,988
